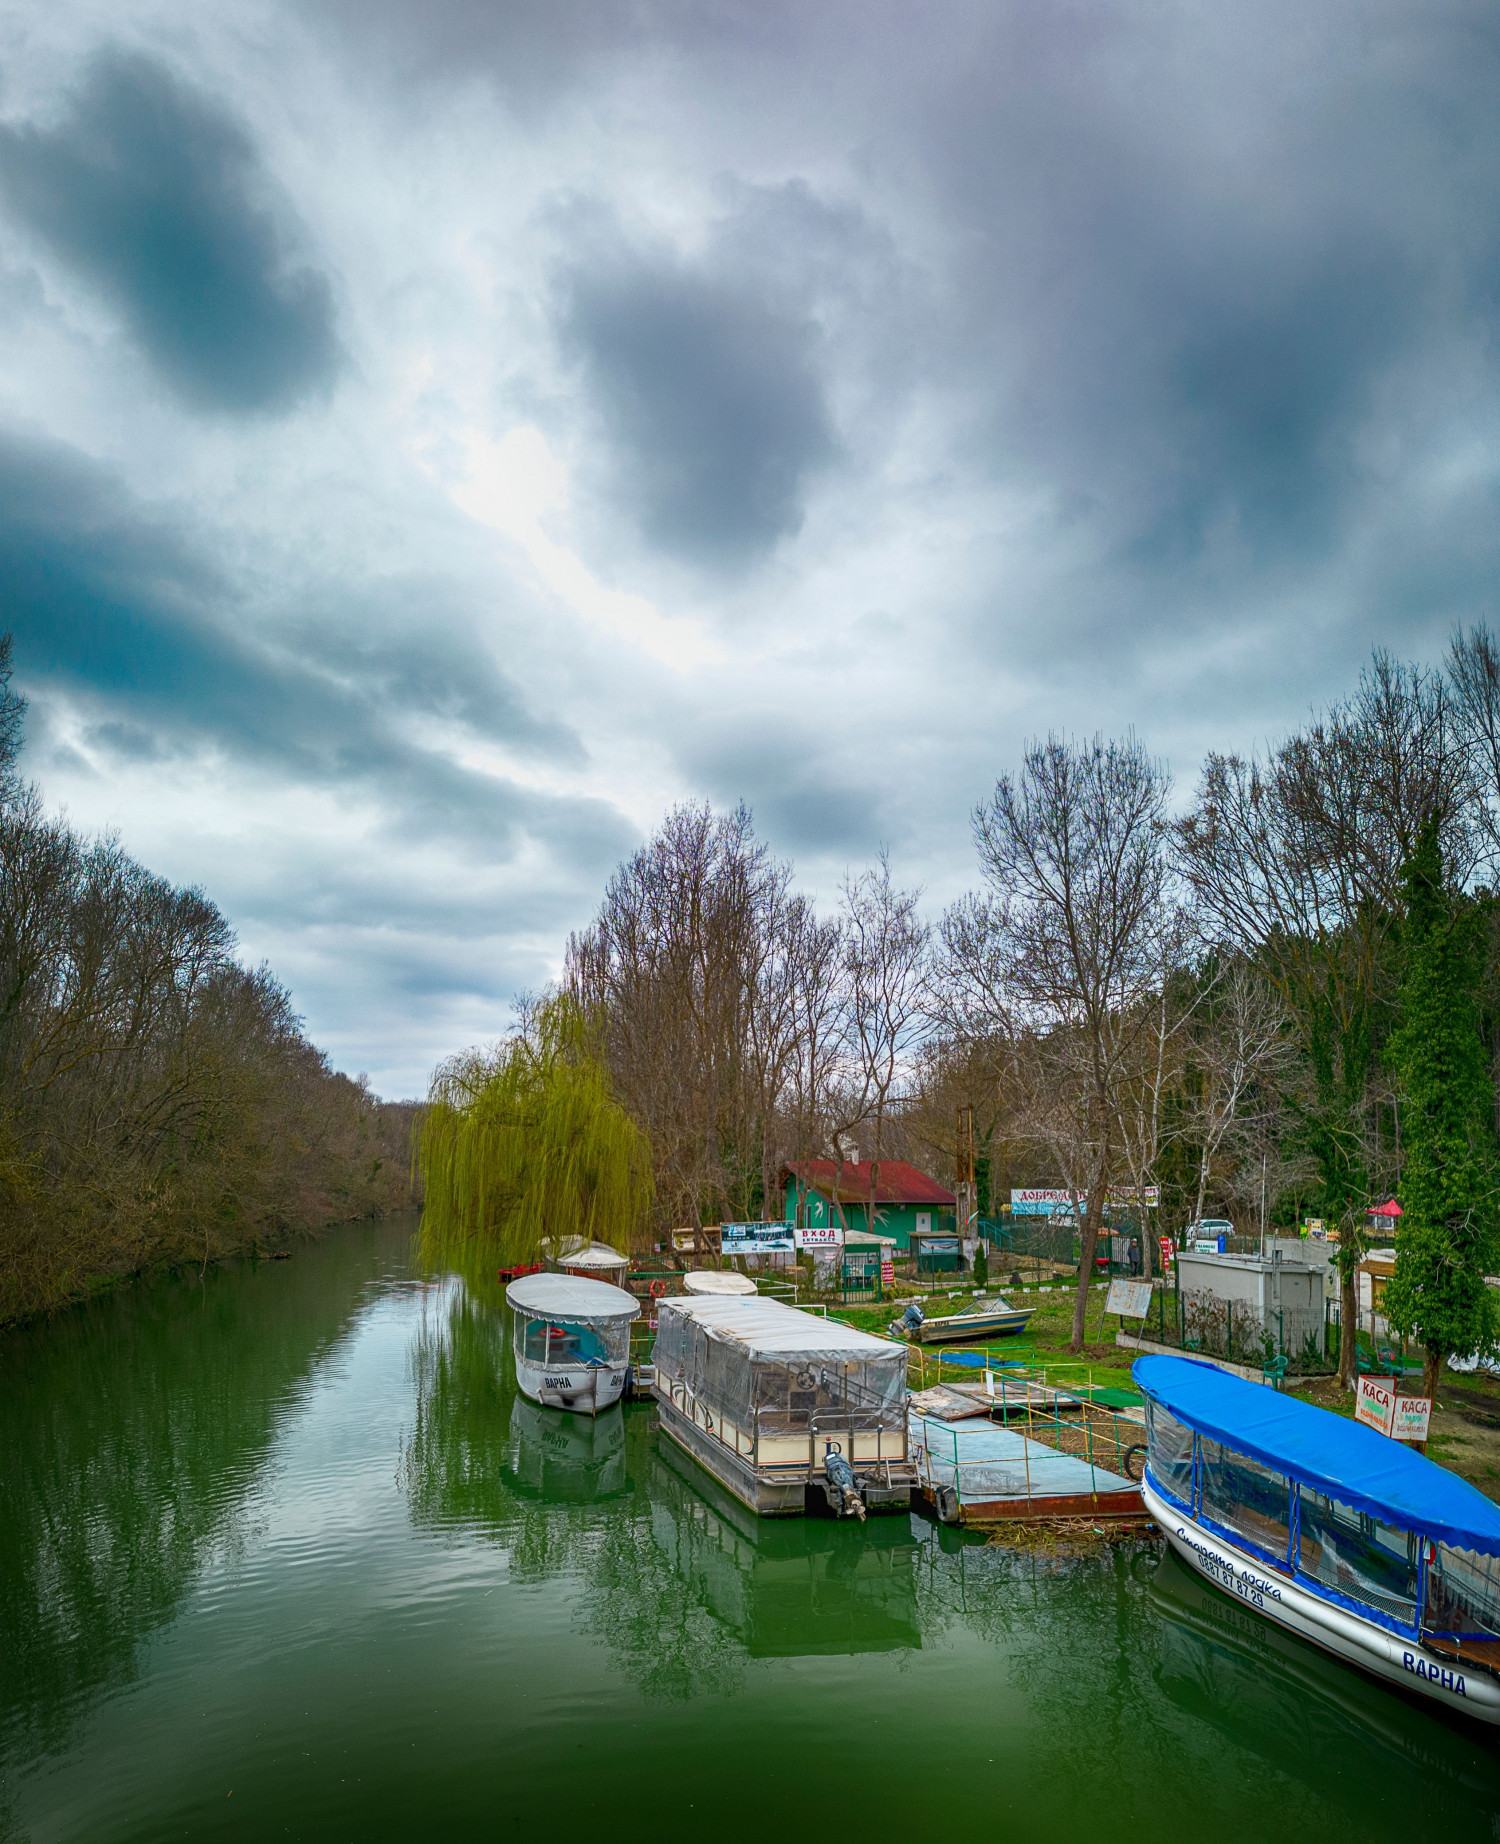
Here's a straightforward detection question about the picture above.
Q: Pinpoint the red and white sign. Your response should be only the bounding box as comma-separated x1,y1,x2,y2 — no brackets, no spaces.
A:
1355,1375,1396,1437
880,1260,895,1287
794,1225,843,1250
1393,1396,1433,1442
1159,1236,1176,1272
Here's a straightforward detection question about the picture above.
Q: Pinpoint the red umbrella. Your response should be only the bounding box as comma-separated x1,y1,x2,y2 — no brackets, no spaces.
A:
1369,1198,1403,1218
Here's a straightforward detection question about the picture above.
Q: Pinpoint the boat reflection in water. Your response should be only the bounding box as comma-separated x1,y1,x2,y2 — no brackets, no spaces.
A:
651,1435,921,1658
1150,1548,1494,1803
506,1396,628,1503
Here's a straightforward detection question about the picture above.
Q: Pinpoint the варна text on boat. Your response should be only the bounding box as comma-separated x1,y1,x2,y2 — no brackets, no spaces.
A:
505,1271,640,1415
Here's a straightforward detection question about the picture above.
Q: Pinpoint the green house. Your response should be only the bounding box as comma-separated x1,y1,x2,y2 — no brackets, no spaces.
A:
781,1160,957,1251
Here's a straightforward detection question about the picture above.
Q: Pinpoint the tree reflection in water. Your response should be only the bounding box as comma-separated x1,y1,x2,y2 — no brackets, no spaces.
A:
0,1220,403,1768
400,1287,924,1699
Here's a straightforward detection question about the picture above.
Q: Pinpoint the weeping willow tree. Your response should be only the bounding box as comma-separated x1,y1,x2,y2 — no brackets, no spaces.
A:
415,996,653,1279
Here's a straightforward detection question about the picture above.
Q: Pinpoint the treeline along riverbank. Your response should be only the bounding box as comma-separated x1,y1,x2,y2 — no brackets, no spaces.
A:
0,640,416,1328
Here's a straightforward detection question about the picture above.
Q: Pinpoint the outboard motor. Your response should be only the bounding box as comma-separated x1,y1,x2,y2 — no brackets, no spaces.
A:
823,1445,866,1521
889,1299,925,1339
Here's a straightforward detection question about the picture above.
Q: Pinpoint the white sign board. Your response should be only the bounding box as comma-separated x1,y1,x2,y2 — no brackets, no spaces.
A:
794,1225,843,1250
1011,1188,1076,1216
1105,1279,1154,1320
720,1222,796,1255
1011,1186,1160,1216
1393,1396,1433,1442
1355,1375,1396,1438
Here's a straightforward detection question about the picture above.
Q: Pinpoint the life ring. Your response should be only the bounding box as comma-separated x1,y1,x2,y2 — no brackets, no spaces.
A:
649,1279,667,1298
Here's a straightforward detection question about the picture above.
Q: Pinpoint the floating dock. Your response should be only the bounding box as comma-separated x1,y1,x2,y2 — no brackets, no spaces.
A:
910,1399,1149,1525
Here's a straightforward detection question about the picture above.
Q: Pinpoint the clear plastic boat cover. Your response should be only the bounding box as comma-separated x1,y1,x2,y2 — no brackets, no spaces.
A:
506,1273,640,1320
654,1296,907,1431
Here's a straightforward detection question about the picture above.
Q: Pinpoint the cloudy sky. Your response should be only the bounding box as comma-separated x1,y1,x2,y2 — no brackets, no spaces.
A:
1,2,1497,1095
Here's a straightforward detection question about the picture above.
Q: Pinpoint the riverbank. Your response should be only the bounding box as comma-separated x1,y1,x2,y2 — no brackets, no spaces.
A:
4,1214,1496,1841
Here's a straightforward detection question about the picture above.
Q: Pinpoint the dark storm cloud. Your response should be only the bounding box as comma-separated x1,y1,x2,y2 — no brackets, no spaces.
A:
679,724,891,860
0,50,340,413
561,247,837,567
901,3,1500,662
0,429,610,854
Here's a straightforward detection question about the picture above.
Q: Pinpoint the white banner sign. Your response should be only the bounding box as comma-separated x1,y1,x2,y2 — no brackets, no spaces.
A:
720,1222,796,1254
1393,1396,1433,1442
1355,1375,1396,1437
794,1225,843,1250
1011,1186,1160,1216
1011,1189,1077,1216
1105,1279,1154,1320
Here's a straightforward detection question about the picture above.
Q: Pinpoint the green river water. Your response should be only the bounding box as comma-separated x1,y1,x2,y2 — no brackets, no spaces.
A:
3,1214,1499,1842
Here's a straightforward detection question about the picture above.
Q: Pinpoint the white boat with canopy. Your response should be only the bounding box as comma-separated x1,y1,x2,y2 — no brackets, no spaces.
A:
1135,1354,1500,1724
505,1272,640,1415
652,1294,915,1516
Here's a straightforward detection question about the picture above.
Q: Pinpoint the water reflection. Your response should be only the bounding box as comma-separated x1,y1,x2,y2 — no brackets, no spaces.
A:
1149,1548,1495,1815
401,1286,515,1532
400,1286,922,1694
0,1219,408,1769
507,1397,628,1502
651,1438,921,1658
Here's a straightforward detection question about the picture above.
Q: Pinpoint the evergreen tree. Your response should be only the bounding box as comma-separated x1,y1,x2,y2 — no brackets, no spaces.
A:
1384,818,1500,1397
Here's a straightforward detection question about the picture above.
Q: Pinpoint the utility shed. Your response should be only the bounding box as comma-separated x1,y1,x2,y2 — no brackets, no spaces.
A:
1177,1249,1325,1365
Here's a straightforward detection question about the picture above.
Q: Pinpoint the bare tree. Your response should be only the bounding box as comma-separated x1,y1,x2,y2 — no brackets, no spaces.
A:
954,733,1178,1351
840,851,930,1238
1180,962,1293,1230
1177,653,1471,1385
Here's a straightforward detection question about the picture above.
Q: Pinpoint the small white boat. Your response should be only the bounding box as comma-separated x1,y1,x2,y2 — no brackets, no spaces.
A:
1136,1354,1500,1726
506,1272,640,1415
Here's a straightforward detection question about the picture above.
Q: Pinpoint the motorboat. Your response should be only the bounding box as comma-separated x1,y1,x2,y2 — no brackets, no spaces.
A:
907,1295,1035,1344
651,1294,915,1515
1134,1353,1500,1725
505,1272,640,1415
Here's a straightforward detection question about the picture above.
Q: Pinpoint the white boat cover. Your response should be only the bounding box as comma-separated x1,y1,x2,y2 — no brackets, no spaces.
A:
506,1272,641,1320
681,1270,758,1295
657,1294,903,1358
558,1244,629,1273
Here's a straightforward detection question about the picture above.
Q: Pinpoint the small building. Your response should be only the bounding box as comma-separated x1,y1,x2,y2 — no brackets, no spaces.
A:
782,1160,956,1250
1176,1248,1325,1364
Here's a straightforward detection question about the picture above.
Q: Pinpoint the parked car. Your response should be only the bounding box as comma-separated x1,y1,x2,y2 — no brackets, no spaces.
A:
1183,1217,1234,1253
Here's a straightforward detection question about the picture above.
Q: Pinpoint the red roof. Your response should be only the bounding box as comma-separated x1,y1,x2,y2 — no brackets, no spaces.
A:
782,1160,956,1207
1370,1199,1403,1218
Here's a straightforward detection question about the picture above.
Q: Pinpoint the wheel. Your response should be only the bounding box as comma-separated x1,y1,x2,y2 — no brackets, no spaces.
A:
1122,1443,1147,1482
935,1484,960,1524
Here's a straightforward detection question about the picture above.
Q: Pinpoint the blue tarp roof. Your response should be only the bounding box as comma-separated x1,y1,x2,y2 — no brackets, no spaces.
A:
1133,1354,1500,1557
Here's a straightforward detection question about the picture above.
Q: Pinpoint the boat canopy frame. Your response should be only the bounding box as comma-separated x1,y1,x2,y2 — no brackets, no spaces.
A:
1135,1355,1500,1661
654,1296,908,1440
1133,1355,1500,1556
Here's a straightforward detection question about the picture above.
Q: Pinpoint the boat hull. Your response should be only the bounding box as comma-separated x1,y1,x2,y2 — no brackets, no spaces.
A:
515,1353,627,1415
1142,1474,1500,1726
653,1391,913,1518
915,1309,1034,1345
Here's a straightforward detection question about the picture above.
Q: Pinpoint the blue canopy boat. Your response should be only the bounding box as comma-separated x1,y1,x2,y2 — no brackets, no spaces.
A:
1134,1354,1500,1725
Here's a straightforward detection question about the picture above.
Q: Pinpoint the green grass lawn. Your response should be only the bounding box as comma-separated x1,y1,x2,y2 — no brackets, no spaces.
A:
821,1276,1159,1392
